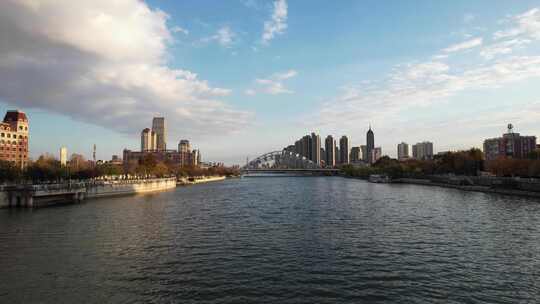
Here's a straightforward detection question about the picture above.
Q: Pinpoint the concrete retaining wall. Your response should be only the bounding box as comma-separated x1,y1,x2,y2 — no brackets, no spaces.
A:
85,178,177,199
0,178,177,208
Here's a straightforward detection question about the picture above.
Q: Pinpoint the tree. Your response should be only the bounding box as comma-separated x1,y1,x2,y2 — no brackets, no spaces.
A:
0,160,21,183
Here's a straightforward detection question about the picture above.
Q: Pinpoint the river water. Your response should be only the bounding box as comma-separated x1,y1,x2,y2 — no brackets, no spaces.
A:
1,177,540,303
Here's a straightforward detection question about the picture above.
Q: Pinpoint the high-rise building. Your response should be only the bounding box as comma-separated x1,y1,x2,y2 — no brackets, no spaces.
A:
325,135,336,167
397,142,409,160
484,124,537,161
178,139,191,153
60,147,68,166
366,126,375,164
311,133,321,165
301,135,311,160
371,147,382,163
140,128,157,152
412,141,434,160
0,110,29,168
360,145,367,162
335,146,341,164
350,146,361,162
152,117,166,151
339,136,350,165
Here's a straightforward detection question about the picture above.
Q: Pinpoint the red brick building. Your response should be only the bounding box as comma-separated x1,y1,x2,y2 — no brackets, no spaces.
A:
0,110,29,168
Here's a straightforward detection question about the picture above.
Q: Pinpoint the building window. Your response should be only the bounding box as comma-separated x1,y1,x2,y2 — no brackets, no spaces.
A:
7,134,10,138
1,133,3,137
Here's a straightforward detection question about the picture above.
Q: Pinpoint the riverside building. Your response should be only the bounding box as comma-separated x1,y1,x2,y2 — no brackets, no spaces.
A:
0,110,29,168
339,136,350,165
412,141,434,160
325,135,336,167
124,117,201,169
483,124,537,161
398,142,410,160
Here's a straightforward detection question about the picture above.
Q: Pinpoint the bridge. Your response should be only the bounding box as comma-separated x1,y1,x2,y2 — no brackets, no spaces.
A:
242,150,341,176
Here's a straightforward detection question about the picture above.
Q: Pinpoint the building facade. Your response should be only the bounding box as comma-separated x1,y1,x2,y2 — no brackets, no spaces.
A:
412,141,434,160
310,133,321,166
339,136,350,165
325,135,336,167
60,147,68,166
152,117,166,151
397,142,409,160
141,128,157,152
0,110,29,168
366,127,374,164
350,146,361,162
483,125,537,161
371,147,382,164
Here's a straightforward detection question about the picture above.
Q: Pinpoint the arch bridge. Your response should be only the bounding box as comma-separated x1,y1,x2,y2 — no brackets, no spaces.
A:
242,150,340,175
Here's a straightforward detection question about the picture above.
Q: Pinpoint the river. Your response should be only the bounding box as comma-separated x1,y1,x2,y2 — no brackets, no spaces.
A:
1,176,539,303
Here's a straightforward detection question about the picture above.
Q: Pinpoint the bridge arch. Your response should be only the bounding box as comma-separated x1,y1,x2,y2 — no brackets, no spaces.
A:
245,150,320,169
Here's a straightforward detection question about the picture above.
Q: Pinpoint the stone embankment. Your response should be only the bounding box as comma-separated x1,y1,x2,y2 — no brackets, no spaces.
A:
1,177,177,208
177,176,227,186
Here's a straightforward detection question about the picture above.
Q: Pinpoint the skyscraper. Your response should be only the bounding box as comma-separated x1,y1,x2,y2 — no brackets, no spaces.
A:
339,135,350,165
60,147,68,166
366,126,375,164
178,139,191,153
325,135,336,168
360,145,367,162
398,142,409,160
140,128,157,152
152,117,166,151
311,132,321,166
350,146,361,162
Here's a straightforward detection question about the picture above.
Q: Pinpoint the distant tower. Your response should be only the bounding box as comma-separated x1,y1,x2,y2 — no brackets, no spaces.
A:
325,135,336,167
152,117,166,151
60,147,68,166
93,144,96,162
366,126,374,164
339,135,350,165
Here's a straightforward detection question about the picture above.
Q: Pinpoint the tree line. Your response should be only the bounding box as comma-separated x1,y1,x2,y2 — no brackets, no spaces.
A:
342,148,540,179
0,153,239,184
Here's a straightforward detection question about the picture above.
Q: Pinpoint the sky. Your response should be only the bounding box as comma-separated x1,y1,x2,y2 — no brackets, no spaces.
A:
1,0,540,164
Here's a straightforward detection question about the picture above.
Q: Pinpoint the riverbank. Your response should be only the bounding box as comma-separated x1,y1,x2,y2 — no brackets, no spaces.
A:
0,177,177,208
394,178,540,199
177,175,227,186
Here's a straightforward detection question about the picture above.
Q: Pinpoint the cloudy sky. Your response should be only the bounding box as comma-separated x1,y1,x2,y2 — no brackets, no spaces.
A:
1,0,540,164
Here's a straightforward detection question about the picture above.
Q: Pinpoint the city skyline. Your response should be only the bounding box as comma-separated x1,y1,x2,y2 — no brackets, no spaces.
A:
1,1,540,164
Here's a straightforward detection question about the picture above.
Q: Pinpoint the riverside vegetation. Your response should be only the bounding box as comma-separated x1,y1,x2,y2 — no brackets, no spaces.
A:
342,148,540,179
0,153,239,184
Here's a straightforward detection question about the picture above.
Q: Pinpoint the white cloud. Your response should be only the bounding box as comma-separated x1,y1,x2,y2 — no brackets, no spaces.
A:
202,26,236,47
262,0,288,44
480,38,532,60
244,89,256,96
443,37,483,53
494,8,540,40
252,69,297,95
172,26,189,35
0,0,250,139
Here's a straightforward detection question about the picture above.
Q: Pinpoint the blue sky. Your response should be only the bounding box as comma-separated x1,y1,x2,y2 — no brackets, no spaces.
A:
1,0,540,164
